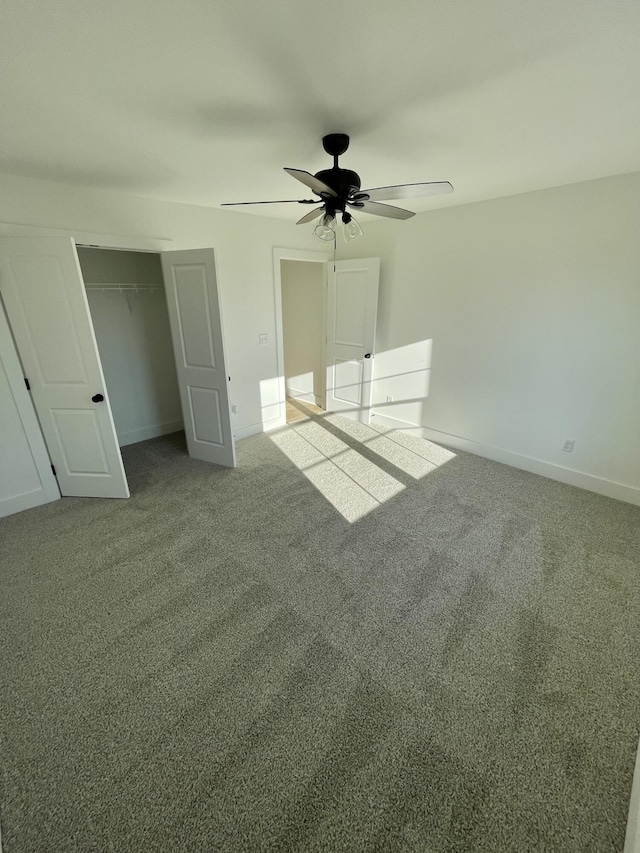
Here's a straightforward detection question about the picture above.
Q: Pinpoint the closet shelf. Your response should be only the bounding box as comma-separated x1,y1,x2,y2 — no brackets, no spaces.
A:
84,282,164,292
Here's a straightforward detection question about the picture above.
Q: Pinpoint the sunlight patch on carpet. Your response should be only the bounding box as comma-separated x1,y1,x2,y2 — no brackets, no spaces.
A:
269,421,404,522
324,415,456,479
268,413,455,522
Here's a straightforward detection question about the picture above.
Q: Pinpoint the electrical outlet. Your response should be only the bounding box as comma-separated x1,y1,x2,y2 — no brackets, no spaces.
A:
561,439,575,452
386,395,393,403
259,333,268,346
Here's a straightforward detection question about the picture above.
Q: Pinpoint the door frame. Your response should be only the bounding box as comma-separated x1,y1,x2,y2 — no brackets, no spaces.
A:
0,221,173,254
272,247,331,429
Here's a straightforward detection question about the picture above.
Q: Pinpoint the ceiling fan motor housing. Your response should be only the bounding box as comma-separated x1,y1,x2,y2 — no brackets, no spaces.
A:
314,168,362,203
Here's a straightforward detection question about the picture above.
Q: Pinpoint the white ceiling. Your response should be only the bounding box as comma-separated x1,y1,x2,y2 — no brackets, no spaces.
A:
2,0,640,221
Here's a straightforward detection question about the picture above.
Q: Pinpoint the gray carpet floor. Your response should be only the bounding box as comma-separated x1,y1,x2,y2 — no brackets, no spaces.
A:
1,414,639,852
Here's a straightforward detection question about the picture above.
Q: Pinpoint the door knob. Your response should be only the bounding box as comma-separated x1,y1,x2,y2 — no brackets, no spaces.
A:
364,353,372,359
92,393,104,403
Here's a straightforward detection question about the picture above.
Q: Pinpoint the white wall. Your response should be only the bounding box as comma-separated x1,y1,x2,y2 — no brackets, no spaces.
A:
0,172,318,440
85,290,183,446
281,260,324,406
347,172,640,504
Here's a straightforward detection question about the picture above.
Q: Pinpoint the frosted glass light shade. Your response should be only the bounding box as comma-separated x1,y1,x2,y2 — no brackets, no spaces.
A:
314,213,336,241
342,214,363,242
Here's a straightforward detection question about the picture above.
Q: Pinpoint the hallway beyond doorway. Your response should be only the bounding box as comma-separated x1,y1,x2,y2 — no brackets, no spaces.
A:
286,396,324,423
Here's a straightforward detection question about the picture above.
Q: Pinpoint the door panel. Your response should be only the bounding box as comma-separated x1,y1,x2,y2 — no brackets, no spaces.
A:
333,358,364,406
51,409,110,473
326,258,380,423
334,275,369,346
174,269,217,367
0,299,60,518
190,387,224,444
8,254,89,383
161,249,236,468
0,237,129,498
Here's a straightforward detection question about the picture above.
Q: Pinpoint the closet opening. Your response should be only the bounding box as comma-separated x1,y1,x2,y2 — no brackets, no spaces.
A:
77,247,185,451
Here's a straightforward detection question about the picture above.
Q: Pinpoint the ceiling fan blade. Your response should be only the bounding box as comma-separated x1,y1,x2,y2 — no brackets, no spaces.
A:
351,200,415,220
296,207,324,225
357,181,453,202
284,168,337,197
221,198,317,206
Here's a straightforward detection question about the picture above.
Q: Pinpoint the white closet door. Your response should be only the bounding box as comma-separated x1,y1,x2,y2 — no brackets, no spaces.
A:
161,249,236,468
0,237,129,498
325,257,380,424
0,299,60,517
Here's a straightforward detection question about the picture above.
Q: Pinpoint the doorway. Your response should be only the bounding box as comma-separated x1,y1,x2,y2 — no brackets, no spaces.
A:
280,258,326,424
273,248,380,428
273,247,331,428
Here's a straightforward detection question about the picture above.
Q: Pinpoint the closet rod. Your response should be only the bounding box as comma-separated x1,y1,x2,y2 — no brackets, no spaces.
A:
84,282,164,292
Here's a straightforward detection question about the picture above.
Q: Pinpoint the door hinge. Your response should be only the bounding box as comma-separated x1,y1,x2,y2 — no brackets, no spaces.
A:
51,464,57,476
24,377,31,391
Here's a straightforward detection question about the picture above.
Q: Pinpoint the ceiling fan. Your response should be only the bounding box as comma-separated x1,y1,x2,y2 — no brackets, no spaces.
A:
222,134,453,242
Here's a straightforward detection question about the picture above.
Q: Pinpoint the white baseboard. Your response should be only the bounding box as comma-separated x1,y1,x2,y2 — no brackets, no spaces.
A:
0,487,60,520
370,412,640,507
234,416,286,441
234,422,264,440
118,419,184,447
286,388,316,405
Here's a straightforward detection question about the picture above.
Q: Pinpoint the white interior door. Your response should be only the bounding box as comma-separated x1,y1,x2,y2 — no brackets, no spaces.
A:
0,298,60,517
325,257,380,424
0,237,129,498
161,249,236,468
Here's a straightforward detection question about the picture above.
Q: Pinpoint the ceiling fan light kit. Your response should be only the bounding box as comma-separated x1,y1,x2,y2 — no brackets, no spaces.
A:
314,212,337,242
313,209,364,244
341,211,363,242
222,134,453,243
